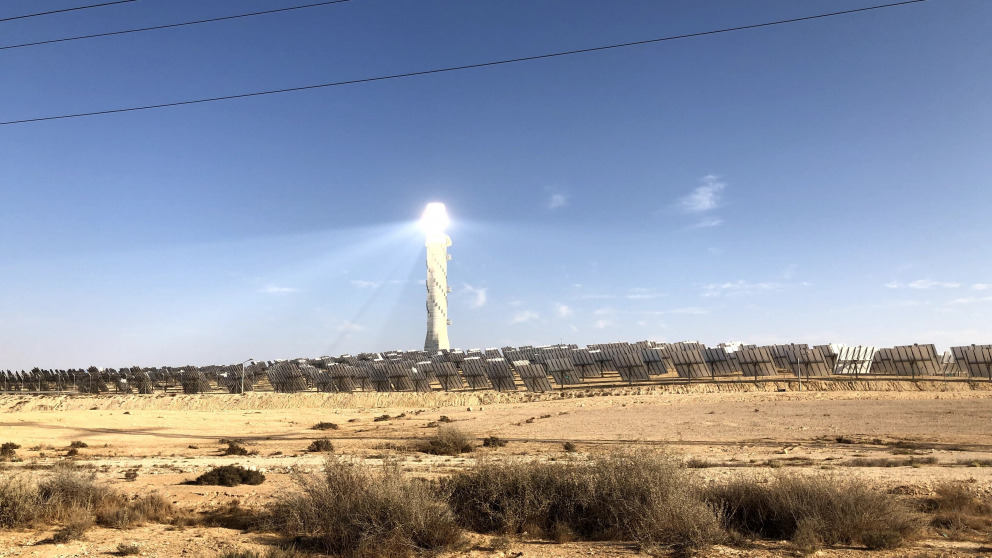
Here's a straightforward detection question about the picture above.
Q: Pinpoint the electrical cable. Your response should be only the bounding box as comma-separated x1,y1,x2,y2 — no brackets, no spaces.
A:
1,0,354,51
0,0,927,127
1,0,139,24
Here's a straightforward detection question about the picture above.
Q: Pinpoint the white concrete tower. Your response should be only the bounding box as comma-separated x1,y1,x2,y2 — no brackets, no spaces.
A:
421,203,451,351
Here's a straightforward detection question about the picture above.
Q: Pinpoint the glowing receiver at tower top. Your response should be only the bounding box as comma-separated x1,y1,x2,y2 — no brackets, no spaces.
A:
421,203,451,351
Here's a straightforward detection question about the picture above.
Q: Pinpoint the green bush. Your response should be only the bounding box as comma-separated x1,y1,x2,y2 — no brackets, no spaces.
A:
189,465,265,487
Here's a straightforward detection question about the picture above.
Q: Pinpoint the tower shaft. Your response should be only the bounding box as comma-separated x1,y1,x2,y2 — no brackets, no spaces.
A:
424,234,451,351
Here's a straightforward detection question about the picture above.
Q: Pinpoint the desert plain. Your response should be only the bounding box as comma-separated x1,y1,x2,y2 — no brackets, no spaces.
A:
2,380,992,557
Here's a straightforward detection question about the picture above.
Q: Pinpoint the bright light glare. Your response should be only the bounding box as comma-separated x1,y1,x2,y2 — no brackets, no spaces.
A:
420,203,449,236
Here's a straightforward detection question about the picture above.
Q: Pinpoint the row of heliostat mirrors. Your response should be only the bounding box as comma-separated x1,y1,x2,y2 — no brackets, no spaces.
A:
2,343,991,394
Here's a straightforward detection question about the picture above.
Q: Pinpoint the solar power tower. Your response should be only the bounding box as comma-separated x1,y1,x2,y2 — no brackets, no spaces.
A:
421,203,452,351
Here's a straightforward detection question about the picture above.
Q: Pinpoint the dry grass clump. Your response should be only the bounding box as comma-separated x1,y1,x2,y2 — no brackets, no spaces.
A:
312,422,339,431
0,474,42,527
1,466,175,535
419,426,474,456
307,439,335,453
922,483,992,538
445,451,721,555
266,459,462,557
189,465,265,487
708,474,919,551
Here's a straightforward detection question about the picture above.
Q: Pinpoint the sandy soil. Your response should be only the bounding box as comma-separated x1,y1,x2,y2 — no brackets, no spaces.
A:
2,382,992,557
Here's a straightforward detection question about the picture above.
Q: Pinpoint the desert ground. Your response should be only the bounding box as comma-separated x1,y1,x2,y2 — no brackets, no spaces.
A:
2,380,992,557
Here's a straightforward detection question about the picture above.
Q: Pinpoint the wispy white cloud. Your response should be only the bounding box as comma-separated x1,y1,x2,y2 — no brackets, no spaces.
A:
580,294,617,300
947,296,992,306
688,217,722,229
259,285,298,294
594,319,616,329
462,283,488,308
679,175,725,213
885,279,961,289
548,193,567,209
664,307,708,315
626,288,666,300
555,303,572,317
593,307,616,316
972,283,991,291
782,264,798,280
350,279,382,289
336,321,366,333
510,310,539,324
701,280,784,298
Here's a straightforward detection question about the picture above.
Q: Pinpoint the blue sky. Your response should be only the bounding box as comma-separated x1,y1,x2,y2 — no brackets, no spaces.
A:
1,0,990,369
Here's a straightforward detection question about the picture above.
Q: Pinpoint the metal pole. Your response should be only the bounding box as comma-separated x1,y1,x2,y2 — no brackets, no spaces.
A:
797,350,802,392
240,358,254,394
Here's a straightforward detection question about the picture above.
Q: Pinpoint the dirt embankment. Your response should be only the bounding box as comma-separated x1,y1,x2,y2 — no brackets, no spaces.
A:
2,379,990,413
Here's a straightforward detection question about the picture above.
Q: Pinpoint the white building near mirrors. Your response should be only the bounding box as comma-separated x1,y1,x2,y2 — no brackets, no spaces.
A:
421,203,451,351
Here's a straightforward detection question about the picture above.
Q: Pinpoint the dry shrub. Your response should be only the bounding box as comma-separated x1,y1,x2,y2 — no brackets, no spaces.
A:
312,422,339,431
563,442,577,453
307,439,334,453
482,436,507,448
0,473,42,527
219,548,306,558
222,441,252,456
98,492,175,529
1,468,173,532
709,474,919,550
37,466,120,522
844,456,938,467
0,442,20,462
445,450,721,555
420,426,473,456
52,507,94,543
923,483,992,536
115,542,141,556
197,499,260,530
189,465,265,487
267,459,462,557
68,441,88,449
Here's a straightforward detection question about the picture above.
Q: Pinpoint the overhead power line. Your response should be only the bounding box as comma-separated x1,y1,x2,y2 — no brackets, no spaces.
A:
1,0,139,24
0,0,927,127
1,0,354,51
